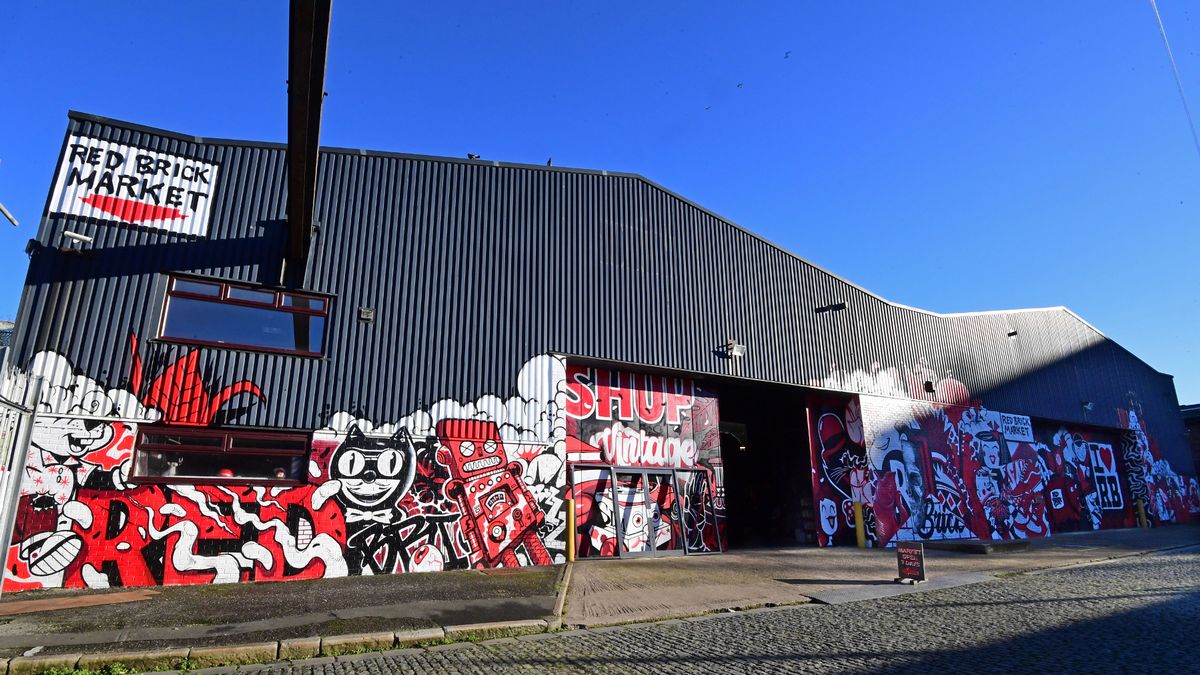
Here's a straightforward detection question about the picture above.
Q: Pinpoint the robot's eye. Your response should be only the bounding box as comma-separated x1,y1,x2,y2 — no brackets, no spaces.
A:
336,450,366,478
459,441,476,457
484,440,498,455
377,448,403,478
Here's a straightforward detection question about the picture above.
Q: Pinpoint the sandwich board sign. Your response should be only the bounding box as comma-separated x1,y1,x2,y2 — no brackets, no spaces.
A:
896,542,926,583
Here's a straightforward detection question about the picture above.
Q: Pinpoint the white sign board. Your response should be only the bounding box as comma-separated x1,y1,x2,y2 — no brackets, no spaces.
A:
999,412,1034,443
49,135,219,237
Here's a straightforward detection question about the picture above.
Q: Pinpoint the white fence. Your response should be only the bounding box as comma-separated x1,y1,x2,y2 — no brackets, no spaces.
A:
0,368,40,599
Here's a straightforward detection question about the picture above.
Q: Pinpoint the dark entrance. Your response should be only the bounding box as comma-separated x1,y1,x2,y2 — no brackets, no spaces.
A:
716,379,816,548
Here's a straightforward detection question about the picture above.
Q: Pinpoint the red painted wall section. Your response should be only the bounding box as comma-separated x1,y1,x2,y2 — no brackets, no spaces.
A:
809,390,1195,548
4,338,569,592
564,365,725,557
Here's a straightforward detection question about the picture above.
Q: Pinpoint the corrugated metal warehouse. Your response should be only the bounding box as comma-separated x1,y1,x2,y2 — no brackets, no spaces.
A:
3,112,1196,591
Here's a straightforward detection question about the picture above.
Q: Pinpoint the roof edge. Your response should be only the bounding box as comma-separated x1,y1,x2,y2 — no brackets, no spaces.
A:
66,111,1169,378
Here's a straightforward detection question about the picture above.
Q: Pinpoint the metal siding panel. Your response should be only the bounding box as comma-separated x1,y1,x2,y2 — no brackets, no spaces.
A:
9,113,1187,464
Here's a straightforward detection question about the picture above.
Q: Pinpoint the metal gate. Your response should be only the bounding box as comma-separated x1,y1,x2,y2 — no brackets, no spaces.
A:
0,368,42,599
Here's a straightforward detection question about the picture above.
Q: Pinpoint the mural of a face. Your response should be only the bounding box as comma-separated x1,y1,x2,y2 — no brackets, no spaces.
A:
818,413,860,501
819,498,838,536
615,488,672,552
330,426,417,510
975,430,1003,469
1067,433,1090,467
877,431,925,516
975,470,1000,507
618,489,651,552
31,417,115,460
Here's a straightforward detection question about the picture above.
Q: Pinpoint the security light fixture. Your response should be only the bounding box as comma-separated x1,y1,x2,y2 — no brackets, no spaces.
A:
1082,400,1095,412
1007,330,1018,338
814,301,847,314
923,380,936,394
358,307,375,323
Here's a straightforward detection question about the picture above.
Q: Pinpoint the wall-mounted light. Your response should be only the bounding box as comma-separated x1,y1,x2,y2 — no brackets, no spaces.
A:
923,380,936,394
814,301,848,314
1006,330,1018,339
358,307,376,323
1081,400,1095,412
62,230,93,245
59,230,96,257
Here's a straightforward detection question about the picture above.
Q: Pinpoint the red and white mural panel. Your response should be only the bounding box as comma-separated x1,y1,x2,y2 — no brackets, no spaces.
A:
1119,405,1199,526
4,337,569,592
564,365,724,556
805,361,1188,547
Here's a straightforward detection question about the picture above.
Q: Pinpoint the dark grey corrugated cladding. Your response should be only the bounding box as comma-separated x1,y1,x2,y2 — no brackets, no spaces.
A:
10,112,1191,472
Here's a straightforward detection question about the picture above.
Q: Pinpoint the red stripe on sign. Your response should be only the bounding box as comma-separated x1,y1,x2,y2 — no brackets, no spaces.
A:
80,194,186,223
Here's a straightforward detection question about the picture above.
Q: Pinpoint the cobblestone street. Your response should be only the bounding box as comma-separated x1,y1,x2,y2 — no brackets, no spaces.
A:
242,546,1200,674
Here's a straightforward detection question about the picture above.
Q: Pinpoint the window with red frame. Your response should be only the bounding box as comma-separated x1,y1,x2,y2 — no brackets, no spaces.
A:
160,276,329,355
132,427,310,484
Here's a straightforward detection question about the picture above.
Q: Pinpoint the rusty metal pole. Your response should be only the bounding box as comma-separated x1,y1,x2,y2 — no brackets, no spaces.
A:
853,501,866,548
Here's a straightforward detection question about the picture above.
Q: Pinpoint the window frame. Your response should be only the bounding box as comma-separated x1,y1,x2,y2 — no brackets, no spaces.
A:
158,274,331,357
131,426,312,487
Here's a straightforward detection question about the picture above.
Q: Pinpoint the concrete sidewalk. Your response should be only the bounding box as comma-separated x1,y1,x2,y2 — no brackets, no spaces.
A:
0,565,560,658
0,525,1196,672
565,524,1200,626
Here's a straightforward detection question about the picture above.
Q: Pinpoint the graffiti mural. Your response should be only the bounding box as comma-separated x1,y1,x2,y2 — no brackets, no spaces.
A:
4,340,570,592
812,388,1144,547
808,397,870,547
1033,427,1136,533
1119,403,1199,524
565,366,723,556
437,419,552,568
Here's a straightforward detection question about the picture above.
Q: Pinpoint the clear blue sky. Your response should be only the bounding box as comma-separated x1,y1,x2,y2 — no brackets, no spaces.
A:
1,2,1197,402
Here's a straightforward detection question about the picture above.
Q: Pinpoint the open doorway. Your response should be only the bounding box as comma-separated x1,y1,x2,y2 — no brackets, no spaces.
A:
716,379,816,548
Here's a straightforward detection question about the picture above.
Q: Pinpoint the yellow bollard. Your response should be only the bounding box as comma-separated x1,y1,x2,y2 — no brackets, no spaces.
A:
566,497,576,562
1136,497,1149,529
853,501,866,549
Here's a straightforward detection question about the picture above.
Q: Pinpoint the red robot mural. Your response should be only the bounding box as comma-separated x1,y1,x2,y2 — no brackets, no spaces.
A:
435,419,552,568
